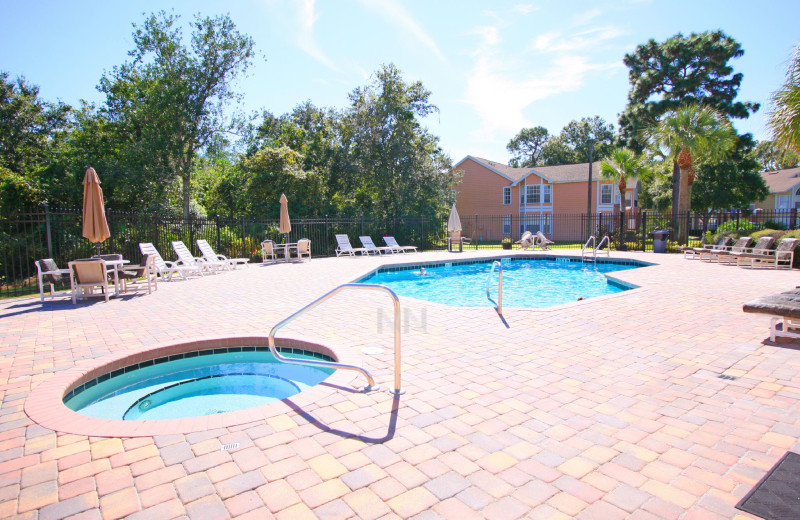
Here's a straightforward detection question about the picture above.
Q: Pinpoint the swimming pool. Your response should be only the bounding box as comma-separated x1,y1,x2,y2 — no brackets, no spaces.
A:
357,256,647,308
64,348,334,420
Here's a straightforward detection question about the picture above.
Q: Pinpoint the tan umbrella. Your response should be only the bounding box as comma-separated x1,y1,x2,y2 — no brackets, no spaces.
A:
279,193,292,261
447,203,462,232
82,167,111,255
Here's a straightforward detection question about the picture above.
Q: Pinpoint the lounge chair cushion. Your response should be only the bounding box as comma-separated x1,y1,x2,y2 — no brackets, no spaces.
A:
743,289,800,320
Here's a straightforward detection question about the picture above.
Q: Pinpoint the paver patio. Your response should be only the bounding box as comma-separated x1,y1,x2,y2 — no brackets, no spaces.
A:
1,249,799,519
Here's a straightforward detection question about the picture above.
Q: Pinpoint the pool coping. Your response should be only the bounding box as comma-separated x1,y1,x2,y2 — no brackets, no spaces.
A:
24,335,369,437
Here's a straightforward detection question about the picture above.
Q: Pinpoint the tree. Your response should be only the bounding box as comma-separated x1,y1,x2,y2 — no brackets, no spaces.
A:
648,104,736,243
754,140,799,171
538,116,615,165
340,64,454,218
767,44,800,158
599,148,649,246
620,31,758,149
507,126,549,167
620,31,757,213
0,73,72,211
692,134,768,233
97,11,255,217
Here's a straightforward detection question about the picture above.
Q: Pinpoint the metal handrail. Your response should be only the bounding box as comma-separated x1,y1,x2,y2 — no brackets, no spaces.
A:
268,283,403,395
485,260,503,314
595,235,610,257
581,235,596,261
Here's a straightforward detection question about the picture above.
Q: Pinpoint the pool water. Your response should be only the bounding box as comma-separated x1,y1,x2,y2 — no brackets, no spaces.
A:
65,350,334,420
358,257,644,308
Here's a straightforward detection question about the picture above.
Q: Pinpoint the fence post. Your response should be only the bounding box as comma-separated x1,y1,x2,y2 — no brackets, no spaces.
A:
215,215,221,251
792,208,798,230
43,203,53,259
736,210,740,230
241,216,246,258
641,211,647,251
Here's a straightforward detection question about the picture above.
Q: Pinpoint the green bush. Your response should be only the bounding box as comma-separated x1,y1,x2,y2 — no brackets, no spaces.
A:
763,220,789,230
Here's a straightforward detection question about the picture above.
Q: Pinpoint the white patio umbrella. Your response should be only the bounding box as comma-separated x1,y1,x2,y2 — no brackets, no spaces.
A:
447,203,462,233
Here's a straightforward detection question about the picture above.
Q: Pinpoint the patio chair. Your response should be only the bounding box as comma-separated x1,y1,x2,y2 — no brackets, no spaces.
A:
172,240,220,275
700,237,754,262
35,258,71,301
383,236,417,253
743,287,800,341
139,243,192,281
296,238,311,261
68,259,111,304
197,239,249,270
516,231,534,250
720,236,775,265
261,240,277,263
735,238,798,269
359,236,393,255
335,234,366,256
448,230,471,252
114,254,158,294
682,236,734,259
535,231,554,250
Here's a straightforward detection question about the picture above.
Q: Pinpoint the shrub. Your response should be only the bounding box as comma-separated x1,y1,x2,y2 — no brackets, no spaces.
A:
763,220,789,230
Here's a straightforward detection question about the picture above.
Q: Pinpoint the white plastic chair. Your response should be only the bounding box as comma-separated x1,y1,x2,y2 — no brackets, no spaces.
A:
139,243,191,281
68,259,111,304
334,234,366,256
197,239,249,270
383,236,417,253
35,258,71,301
359,236,393,255
171,241,216,275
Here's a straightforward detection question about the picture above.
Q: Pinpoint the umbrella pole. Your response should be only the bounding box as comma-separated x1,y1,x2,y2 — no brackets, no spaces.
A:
95,243,101,257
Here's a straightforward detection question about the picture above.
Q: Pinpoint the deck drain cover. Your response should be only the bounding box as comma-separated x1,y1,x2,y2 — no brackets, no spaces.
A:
718,374,738,380
221,443,240,451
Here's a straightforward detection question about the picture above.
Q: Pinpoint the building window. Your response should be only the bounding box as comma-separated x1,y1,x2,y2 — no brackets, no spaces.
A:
519,214,552,234
522,185,539,204
600,185,612,205
543,185,551,204
502,187,511,205
502,215,511,234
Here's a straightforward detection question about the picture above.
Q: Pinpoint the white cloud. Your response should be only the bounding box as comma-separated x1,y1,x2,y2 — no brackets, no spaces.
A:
573,7,602,26
470,25,501,47
296,0,338,70
463,54,601,139
512,4,537,16
360,0,446,62
531,26,625,53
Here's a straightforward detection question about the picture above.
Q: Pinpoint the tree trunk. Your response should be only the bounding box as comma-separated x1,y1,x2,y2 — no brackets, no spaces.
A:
677,165,690,244
182,172,191,219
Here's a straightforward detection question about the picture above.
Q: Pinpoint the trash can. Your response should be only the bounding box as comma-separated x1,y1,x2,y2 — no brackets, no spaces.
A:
650,230,669,253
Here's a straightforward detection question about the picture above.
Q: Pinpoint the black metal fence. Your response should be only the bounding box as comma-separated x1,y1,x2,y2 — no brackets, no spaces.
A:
2,206,798,298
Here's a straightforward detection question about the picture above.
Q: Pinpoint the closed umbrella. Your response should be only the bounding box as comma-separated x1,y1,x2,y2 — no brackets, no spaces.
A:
82,167,111,256
279,193,292,262
447,203,462,232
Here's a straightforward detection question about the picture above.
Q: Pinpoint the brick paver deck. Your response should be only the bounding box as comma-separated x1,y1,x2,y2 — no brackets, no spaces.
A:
1,249,798,519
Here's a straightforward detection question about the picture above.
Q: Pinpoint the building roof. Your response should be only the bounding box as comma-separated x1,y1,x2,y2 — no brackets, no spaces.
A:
456,156,633,187
760,166,800,193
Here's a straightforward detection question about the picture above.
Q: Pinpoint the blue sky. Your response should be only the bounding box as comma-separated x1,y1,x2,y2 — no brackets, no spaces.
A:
1,0,798,165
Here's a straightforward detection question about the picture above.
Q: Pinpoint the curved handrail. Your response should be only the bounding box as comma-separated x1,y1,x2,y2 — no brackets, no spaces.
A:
485,261,503,314
582,235,596,259
596,235,610,252
268,283,403,394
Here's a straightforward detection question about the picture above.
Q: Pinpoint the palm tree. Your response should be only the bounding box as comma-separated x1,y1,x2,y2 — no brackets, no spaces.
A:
767,44,800,157
649,104,736,244
600,148,649,247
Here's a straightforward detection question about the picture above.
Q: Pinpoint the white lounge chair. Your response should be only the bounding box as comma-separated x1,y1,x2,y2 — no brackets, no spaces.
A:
139,243,193,281
172,241,217,275
535,231,554,250
734,238,797,269
516,231,534,250
360,236,394,255
383,236,417,253
197,239,249,270
334,234,366,256
68,259,111,304
35,258,71,301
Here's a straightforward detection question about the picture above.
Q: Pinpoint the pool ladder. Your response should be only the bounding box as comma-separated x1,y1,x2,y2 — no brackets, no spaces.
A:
268,283,404,395
581,235,610,262
485,261,503,314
